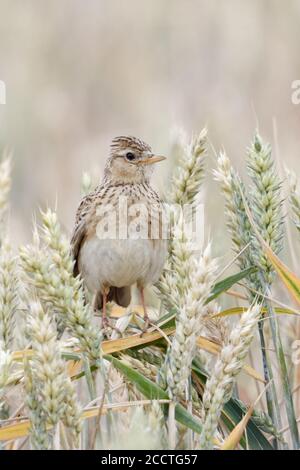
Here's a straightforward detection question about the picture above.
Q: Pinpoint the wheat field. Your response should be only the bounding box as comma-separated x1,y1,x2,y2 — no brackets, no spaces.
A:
1,127,300,450
1,0,300,453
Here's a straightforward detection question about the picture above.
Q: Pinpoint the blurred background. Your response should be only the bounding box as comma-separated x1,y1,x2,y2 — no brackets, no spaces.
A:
0,0,300,248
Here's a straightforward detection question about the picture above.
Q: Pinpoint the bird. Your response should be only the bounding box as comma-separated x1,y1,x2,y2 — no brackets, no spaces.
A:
71,136,168,334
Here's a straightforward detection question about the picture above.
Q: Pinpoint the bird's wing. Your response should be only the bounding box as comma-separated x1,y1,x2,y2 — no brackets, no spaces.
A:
70,191,96,276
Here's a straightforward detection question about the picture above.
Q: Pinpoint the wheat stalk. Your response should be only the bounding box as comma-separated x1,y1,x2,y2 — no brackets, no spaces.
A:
0,241,18,350
163,244,218,400
0,345,12,408
19,210,101,361
247,133,284,284
286,169,300,234
158,128,208,318
26,300,81,449
200,304,261,449
0,154,11,228
247,132,299,448
170,128,207,206
214,145,282,441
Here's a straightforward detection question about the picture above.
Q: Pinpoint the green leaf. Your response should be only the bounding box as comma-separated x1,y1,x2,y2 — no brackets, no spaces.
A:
263,245,300,307
191,363,273,450
158,266,257,328
206,266,257,304
222,399,273,450
104,354,203,434
215,306,299,318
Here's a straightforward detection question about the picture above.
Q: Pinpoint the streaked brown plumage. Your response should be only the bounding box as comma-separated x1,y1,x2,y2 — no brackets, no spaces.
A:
71,136,167,332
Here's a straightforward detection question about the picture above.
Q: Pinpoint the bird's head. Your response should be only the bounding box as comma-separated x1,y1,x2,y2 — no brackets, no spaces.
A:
104,136,166,184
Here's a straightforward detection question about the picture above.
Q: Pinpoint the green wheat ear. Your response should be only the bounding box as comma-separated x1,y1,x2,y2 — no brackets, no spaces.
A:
20,209,102,361
286,168,300,234
214,151,253,271
247,132,284,284
200,304,261,450
0,241,19,351
169,127,207,206
0,153,11,224
162,243,218,400
157,128,208,312
26,300,81,449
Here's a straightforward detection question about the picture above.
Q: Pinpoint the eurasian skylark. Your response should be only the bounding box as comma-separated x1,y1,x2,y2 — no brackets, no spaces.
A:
71,136,167,333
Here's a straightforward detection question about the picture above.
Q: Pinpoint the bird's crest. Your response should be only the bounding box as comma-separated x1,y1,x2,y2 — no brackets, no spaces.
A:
110,136,152,156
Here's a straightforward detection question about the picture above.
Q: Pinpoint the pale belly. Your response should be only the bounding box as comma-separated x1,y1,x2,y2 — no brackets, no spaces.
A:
78,236,167,293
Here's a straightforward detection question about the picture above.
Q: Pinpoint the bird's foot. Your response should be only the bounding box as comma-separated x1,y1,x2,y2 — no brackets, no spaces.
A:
101,317,122,339
139,316,150,337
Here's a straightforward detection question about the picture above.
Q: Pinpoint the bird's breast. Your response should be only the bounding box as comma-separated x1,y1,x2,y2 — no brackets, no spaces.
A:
78,236,167,293
77,182,168,293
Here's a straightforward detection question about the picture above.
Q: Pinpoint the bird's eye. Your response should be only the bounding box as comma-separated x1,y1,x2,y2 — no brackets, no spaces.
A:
125,152,136,161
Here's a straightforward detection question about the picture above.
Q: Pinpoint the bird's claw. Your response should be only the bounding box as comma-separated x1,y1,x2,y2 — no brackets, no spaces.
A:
101,317,123,339
139,316,150,337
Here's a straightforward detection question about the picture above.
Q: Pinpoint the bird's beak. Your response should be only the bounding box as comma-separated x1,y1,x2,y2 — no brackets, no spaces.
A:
140,154,166,165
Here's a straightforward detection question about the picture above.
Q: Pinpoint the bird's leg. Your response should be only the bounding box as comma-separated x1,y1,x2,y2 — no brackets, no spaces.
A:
92,290,110,331
98,287,122,338
139,287,149,336
92,292,99,313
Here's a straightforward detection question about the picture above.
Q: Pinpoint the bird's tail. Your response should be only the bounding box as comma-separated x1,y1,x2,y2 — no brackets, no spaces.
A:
95,286,131,310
